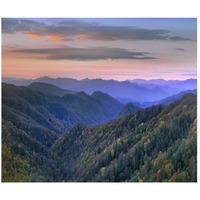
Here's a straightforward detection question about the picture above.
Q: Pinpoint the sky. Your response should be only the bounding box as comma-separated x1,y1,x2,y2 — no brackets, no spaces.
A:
2,18,197,81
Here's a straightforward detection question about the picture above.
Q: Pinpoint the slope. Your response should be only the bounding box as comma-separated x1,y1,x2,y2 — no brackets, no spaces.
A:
141,89,197,108
53,94,197,182
28,82,77,97
2,83,123,147
115,102,140,118
2,119,67,182
3,76,176,102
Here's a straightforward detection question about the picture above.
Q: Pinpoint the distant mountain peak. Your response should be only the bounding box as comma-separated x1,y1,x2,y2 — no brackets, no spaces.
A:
92,91,105,96
115,102,140,118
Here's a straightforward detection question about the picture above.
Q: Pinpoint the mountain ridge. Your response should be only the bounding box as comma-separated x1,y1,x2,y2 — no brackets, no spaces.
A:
2,83,123,146
2,76,197,103
2,91,197,182
53,93,197,182
28,82,77,97
115,102,140,118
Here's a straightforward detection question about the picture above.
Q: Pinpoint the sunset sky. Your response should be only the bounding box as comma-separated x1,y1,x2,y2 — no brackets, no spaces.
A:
2,18,197,81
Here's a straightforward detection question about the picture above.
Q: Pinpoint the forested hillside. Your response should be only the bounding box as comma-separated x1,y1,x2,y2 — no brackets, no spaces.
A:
115,102,140,118
2,91,196,182
2,83,123,147
53,94,197,181
28,82,77,97
2,119,67,182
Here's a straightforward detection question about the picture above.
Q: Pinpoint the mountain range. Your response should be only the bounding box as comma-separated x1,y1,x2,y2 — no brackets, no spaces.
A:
2,77,197,103
2,83,123,147
130,78,197,90
133,89,197,108
1,77,197,182
2,91,197,182
115,102,140,118
53,94,197,182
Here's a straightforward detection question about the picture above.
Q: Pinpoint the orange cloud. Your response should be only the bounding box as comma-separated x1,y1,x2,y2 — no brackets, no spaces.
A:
25,33,41,38
77,34,91,42
39,38,48,42
77,34,111,42
78,38,84,42
25,32,106,43
45,35,66,42
25,31,68,42
25,32,117,42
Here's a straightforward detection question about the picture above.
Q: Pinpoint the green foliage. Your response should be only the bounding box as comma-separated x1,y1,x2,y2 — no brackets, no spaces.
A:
174,171,187,182
165,163,175,179
2,83,197,182
2,83,123,146
2,119,67,182
53,94,197,182
2,144,29,182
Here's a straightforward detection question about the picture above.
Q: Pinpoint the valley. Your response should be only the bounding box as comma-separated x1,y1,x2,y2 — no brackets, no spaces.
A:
1,78,197,182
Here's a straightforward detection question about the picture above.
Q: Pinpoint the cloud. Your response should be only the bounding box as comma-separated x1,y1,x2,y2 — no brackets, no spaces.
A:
12,46,156,61
154,71,171,74
176,48,185,51
2,18,192,42
181,73,197,76
169,36,191,41
2,18,43,34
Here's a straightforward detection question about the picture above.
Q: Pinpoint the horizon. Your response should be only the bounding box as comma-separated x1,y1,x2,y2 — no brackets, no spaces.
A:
2,75,197,82
2,18,197,80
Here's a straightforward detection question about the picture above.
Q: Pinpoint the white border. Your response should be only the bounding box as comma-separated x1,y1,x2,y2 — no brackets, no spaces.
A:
0,0,199,200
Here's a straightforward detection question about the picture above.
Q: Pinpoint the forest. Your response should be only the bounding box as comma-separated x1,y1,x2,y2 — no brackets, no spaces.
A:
2,83,197,182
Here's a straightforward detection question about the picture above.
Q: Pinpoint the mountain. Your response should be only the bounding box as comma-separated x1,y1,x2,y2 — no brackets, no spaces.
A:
28,82,77,97
60,78,170,102
131,78,172,85
27,77,171,102
159,89,197,104
61,91,123,124
3,76,190,102
131,78,197,90
2,77,34,86
141,89,197,108
2,92,197,182
53,94,197,182
2,119,67,182
2,83,61,147
2,83,123,147
92,91,124,117
35,76,82,88
115,102,140,118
